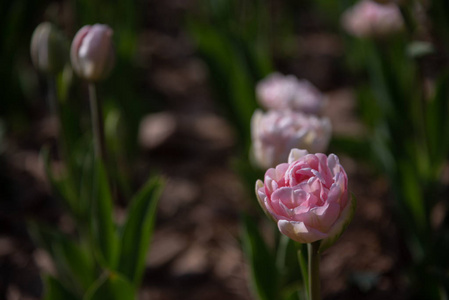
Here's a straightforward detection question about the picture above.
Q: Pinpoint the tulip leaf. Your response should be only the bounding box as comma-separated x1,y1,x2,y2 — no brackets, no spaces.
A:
43,275,78,300
91,160,119,269
118,176,163,286
28,222,96,293
83,271,136,300
52,237,96,291
41,147,79,216
426,71,449,176
241,214,278,300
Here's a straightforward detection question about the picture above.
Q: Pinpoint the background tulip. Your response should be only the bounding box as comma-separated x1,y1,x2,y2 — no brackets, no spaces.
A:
30,22,68,75
341,0,404,38
70,24,115,82
256,149,355,249
256,73,325,115
251,109,332,169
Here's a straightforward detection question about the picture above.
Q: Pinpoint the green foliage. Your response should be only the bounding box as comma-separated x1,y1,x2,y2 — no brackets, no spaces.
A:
43,275,78,300
241,214,278,300
83,271,135,300
90,160,119,268
118,176,163,286
342,0,449,296
187,0,273,151
242,214,308,300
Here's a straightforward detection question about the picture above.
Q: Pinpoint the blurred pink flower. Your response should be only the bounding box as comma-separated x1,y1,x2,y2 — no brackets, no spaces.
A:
71,24,115,81
30,22,68,74
251,109,331,169
256,149,355,247
256,73,325,115
341,0,404,38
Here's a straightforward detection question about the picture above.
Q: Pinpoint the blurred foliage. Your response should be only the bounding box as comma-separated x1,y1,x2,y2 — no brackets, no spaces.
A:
339,0,449,297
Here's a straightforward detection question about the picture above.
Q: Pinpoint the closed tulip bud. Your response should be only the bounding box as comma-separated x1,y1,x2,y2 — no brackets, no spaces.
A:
256,149,355,250
70,24,115,82
251,109,332,169
256,73,325,115
30,22,68,75
341,0,404,38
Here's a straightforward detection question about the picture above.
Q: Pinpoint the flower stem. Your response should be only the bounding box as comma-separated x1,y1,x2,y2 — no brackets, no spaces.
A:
308,241,321,300
88,83,106,161
47,77,57,116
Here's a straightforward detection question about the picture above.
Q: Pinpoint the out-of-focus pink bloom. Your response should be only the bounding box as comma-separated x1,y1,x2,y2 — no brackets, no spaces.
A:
71,24,115,81
251,109,331,169
256,149,355,248
30,22,68,74
256,73,325,115
341,0,404,38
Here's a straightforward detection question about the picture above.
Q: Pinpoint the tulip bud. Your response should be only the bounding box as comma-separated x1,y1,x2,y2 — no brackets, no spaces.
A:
341,0,404,38
70,24,115,82
256,149,355,250
30,22,68,75
256,73,325,115
251,109,332,169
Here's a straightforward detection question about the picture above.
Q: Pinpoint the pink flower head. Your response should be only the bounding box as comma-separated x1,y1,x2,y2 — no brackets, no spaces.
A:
251,109,331,169
256,149,355,248
256,73,325,115
341,0,404,38
71,24,115,81
30,22,68,74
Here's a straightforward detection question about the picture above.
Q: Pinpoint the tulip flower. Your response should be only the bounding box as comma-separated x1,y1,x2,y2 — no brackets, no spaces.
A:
256,148,355,247
251,109,331,169
255,149,355,299
70,24,115,82
341,0,404,38
30,22,68,75
256,73,325,115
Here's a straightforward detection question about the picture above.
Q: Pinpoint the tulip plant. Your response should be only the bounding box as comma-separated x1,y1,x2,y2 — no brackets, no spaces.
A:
335,0,449,297
255,149,355,300
29,23,163,300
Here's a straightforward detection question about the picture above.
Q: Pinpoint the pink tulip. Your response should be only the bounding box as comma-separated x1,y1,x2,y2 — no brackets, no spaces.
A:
251,109,331,169
71,24,115,81
30,22,68,75
341,0,404,38
256,73,325,115
256,149,355,248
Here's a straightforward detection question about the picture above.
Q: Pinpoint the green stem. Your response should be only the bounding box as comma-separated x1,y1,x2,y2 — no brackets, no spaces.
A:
88,83,107,162
297,243,309,300
308,241,321,300
47,77,58,116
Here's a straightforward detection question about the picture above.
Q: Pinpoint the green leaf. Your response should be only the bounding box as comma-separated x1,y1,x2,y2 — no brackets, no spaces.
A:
241,214,278,300
91,160,119,269
43,275,78,300
53,238,96,291
426,71,449,176
118,176,163,286
83,271,136,300
28,222,96,293
397,161,426,231
41,148,78,216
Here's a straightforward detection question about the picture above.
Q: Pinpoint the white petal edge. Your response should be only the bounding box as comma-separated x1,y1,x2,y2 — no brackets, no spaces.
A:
278,220,328,243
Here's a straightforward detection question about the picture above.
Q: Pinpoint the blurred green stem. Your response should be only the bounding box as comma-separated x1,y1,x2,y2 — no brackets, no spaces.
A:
297,243,309,300
399,5,415,37
47,77,57,116
88,83,106,161
308,241,321,300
